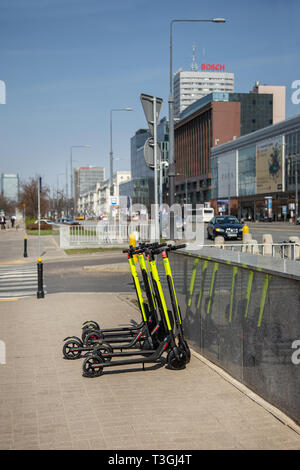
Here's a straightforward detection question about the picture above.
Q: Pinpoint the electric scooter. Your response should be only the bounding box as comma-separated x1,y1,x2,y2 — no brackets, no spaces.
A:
82,244,188,377
73,242,165,342
161,244,190,362
62,244,165,359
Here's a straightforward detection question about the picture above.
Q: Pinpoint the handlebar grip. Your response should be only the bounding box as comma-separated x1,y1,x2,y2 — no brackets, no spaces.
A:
167,243,186,251
122,244,137,253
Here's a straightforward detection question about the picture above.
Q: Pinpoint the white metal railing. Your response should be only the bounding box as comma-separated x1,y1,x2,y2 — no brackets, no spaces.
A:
204,242,300,261
59,223,152,248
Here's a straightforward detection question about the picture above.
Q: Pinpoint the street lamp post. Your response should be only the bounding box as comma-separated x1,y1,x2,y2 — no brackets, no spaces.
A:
70,145,91,217
168,18,226,238
296,166,298,223
110,108,133,196
56,172,65,217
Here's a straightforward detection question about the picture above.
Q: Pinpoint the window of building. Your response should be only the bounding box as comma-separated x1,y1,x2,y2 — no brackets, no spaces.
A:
238,145,256,196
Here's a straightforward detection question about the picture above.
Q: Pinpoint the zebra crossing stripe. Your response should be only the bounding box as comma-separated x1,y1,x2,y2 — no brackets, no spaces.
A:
0,264,44,299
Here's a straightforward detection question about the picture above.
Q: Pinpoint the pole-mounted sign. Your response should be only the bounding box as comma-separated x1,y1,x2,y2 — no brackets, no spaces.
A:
140,94,163,137
140,93,163,241
143,138,162,170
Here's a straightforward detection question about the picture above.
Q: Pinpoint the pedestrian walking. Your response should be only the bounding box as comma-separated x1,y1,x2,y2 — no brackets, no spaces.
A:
0,215,6,229
11,215,16,228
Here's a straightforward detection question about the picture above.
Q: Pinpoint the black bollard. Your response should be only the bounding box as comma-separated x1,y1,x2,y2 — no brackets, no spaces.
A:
37,258,45,299
24,236,28,258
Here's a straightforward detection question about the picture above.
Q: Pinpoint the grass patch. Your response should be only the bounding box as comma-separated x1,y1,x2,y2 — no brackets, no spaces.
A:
26,230,59,236
64,247,123,255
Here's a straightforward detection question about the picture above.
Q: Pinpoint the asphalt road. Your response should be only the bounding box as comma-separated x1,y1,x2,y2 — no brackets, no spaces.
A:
41,223,300,294
44,254,133,294
203,223,300,245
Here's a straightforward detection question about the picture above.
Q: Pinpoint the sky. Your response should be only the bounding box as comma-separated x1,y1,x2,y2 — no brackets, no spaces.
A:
0,0,300,193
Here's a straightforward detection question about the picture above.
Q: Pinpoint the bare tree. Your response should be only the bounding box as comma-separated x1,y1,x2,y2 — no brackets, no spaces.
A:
17,176,50,218
0,195,15,216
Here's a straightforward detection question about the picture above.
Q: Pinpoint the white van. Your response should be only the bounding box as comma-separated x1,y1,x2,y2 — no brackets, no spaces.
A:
202,207,214,223
182,206,214,229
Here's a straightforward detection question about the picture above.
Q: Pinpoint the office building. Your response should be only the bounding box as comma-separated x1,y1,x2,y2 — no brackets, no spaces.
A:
1,174,19,203
174,90,281,206
173,49,235,118
251,81,286,124
211,114,300,221
78,171,131,217
130,119,169,209
74,166,105,212
130,128,152,208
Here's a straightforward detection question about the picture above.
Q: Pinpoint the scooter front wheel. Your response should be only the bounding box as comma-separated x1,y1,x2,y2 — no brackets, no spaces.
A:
182,341,191,363
167,347,187,370
83,355,104,378
63,339,83,360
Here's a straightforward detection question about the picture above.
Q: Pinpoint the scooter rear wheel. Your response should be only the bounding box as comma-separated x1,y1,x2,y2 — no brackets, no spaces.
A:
84,329,104,345
93,342,113,361
82,321,100,330
83,355,104,378
167,347,187,370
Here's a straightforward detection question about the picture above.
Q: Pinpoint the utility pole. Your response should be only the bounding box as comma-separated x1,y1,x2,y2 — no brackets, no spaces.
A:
38,177,41,259
295,166,298,224
228,177,231,216
66,162,69,218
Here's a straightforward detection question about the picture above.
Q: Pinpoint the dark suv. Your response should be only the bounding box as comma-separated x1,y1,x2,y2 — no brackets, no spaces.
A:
207,216,244,241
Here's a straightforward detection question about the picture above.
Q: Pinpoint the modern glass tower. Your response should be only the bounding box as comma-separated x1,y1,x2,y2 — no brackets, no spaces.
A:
1,174,19,202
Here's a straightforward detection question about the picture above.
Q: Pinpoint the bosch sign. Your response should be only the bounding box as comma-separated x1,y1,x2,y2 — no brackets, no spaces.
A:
201,64,225,71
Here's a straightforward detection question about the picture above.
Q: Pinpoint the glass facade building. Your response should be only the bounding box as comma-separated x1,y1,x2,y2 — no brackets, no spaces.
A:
131,128,153,209
175,91,275,208
130,119,169,209
74,166,105,211
238,145,256,196
211,114,300,221
1,174,19,202
286,129,300,191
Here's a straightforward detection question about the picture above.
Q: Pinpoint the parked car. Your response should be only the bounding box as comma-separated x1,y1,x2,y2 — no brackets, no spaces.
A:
296,215,300,225
64,218,80,225
56,218,79,225
34,219,54,225
207,216,244,241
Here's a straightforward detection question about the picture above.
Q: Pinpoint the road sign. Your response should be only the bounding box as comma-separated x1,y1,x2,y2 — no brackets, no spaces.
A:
109,196,119,206
140,94,163,137
144,138,162,170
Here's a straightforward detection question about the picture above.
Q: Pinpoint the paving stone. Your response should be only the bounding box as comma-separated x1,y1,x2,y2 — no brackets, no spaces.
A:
0,292,299,450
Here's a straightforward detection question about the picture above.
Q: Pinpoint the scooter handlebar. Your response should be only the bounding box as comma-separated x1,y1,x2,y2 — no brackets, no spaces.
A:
150,243,186,256
167,243,186,252
123,242,167,255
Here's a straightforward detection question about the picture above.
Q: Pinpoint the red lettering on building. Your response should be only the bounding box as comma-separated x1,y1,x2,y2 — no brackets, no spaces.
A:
201,64,225,72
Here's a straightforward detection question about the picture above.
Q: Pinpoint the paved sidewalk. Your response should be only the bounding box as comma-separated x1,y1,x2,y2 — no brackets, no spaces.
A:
0,229,123,265
0,229,67,264
0,292,300,450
